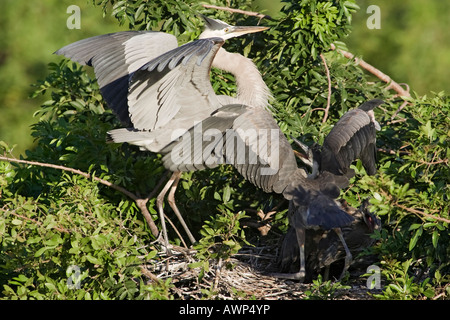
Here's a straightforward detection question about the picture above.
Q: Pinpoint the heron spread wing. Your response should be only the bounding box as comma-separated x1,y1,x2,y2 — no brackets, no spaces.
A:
106,38,229,152
225,108,352,199
153,104,298,191
55,31,179,125
225,107,299,194
159,104,248,172
127,38,225,131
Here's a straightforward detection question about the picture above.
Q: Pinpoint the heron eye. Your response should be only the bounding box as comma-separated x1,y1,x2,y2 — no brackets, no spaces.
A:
224,28,229,32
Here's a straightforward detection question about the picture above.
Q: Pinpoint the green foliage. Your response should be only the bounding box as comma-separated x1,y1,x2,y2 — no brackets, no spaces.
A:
371,259,436,300
303,275,350,300
1,0,449,300
245,0,388,144
349,93,449,299
190,208,249,281
0,173,171,299
95,0,200,36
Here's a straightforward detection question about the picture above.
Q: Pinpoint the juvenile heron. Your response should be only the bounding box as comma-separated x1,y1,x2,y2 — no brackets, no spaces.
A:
55,16,270,248
278,199,381,282
271,99,383,281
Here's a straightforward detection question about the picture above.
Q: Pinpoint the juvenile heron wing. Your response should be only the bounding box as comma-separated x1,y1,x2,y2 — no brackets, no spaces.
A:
55,31,178,125
321,99,383,175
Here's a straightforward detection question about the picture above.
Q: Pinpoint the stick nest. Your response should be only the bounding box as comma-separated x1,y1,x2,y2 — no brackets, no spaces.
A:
142,240,379,300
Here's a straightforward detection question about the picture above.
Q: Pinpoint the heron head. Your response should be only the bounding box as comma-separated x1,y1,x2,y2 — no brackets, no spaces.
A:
199,15,268,40
359,199,382,232
359,99,383,131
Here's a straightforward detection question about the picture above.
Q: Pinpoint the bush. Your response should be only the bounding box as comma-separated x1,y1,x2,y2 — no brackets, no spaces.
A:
1,0,448,299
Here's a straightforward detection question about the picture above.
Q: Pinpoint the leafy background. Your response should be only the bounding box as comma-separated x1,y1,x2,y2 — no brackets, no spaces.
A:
0,0,449,299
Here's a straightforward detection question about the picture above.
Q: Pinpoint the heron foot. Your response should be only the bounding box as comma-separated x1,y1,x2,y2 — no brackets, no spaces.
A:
155,231,173,255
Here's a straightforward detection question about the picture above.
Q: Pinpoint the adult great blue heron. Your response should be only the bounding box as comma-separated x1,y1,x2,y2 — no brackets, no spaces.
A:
55,16,271,248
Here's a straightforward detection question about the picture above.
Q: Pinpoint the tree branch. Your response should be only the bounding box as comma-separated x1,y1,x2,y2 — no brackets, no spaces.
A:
0,155,160,237
320,53,332,123
330,43,411,98
390,100,410,121
396,203,450,224
202,4,273,21
4,208,70,233
377,187,450,224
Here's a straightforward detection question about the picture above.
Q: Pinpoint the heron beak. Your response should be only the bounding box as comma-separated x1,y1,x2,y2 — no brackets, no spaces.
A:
230,25,269,36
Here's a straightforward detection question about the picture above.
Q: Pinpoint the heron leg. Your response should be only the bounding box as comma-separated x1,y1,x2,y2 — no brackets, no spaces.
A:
324,266,330,281
270,226,306,282
334,227,352,280
167,171,197,245
156,172,179,254
294,226,306,282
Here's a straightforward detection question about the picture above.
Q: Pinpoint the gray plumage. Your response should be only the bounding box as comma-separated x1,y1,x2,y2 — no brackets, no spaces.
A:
278,199,381,282
55,31,178,126
317,99,383,176
55,16,382,271
163,104,355,231
54,17,271,248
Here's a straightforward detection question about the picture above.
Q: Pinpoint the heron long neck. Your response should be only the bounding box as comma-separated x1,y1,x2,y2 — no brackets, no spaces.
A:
212,47,271,109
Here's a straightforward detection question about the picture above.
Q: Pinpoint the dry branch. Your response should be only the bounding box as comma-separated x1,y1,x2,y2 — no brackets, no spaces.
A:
320,53,332,123
0,155,160,237
330,44,411,98
202,4,272,21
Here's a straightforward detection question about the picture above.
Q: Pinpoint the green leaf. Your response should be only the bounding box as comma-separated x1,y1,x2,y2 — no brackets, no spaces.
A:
34,247,48,257
408,223,422,231
343,1,360,11
432,230,439,248
373,192,382,201
409,226,423,251
222,185,231,203
86,254,103,265
11,219,23,226
223,240,236,247
45,282,57,292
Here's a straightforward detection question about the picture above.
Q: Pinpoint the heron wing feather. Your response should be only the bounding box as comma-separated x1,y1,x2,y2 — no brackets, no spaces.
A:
321,109,376,174
159,104,248,172
55,31,178,125
224,108,299,193
128,38,225,131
